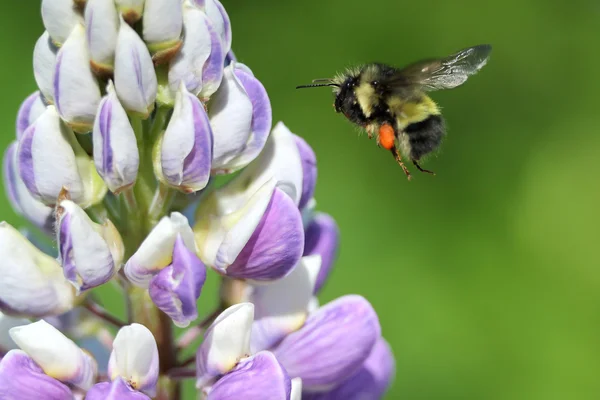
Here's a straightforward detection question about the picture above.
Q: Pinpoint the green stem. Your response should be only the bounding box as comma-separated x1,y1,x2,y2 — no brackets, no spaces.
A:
149,183,176,225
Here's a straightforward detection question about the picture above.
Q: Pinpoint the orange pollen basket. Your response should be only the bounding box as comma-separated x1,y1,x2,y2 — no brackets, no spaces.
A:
379,124,395,150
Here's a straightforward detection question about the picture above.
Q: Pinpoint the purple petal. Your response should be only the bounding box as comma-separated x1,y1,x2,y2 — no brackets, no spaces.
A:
303,337,395,400
16,92,46,140
86,377,151,400
149,235,207,327
223,188,304,281
0,350,73,400
199,16,224,99
293,135,317,210
224,49,236,66
208,352,291,400
303,214,340,293
3,143,22,214
274,295,381,392
17,124,40,199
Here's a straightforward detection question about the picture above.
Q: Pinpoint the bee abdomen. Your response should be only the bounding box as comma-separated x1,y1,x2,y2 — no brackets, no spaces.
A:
404,115,446,161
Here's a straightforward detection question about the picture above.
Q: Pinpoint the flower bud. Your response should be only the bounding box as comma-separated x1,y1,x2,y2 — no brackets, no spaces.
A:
194,178,304,281
143,0,183,62
54,24,102,133
33,31,58,104
17,106,107,207
57,199,124,293
156,83,212,193
9,320,97,390
168,1,223,100
108,323,159,396
148,234,207,327
93,81,140,193
85,0,120,75
0,222,75,317
249,254,321,353
115,0,146,24
16,92,46,139
87,377,151,400
303,213,339,293
209,63,271,173
274,295,381,392
3,142,54,232
0,350,73,400
124,212,196,287
207,352,291,400
304,338,395,400
196,303,254,388
41,0,82,46
114,15,157,117
194,0,231,54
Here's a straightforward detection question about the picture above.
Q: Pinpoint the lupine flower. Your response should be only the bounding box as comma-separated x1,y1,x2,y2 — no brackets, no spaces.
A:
56,199,124,293
155,82,213,193
124,212,196,287
3,141,54,232
92,81,140,193
0,222,75,317
0,1,395,398
148,234,207,327
303,337,396,400
17,105,107,207
196,303,254,388
107,323,159,396
9,320,97,390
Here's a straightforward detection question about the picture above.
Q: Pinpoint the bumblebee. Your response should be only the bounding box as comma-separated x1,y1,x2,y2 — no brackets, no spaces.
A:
297,44,492,179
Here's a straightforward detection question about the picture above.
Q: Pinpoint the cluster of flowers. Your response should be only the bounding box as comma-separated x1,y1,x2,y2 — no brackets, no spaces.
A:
0,0,395,399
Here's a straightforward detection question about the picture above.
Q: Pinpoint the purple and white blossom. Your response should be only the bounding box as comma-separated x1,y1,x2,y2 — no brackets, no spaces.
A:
0,1,395,399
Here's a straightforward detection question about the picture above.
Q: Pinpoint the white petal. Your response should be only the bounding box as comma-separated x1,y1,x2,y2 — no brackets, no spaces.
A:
290,378,302,400
168,2,212,96
114,16,158,116
124,212,196,287
0,222,75,317
233,121,304,205
249,254,321,352
196,303,254,387
0,313,29,351
108,323,159,396
41,0,82,45
54,24,102,133
33,31,58,104
194,178,275,269
85,0,120,72
202,0,231,53
209,65,253,169
143,0,183,45
9,320,96,390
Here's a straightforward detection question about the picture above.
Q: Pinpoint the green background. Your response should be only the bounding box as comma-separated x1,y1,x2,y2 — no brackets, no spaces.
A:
1,1,599,399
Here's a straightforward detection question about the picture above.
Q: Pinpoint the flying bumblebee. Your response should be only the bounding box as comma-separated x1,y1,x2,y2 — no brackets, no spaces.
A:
296,44,492,180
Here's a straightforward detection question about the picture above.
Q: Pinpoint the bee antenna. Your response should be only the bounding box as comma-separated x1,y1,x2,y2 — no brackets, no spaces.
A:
296,83,339,89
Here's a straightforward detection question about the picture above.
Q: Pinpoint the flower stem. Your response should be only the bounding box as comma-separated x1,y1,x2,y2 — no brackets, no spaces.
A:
149,182,176,225
167,367,197,381
83,301,126,328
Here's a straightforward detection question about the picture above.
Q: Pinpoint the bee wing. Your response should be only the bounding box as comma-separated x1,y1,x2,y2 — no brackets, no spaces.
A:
390,44,492,92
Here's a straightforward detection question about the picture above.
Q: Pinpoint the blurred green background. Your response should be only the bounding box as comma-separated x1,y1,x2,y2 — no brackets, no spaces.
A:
1,1,600,399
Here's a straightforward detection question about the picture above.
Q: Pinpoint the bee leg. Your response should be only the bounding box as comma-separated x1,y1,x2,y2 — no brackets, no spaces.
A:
390,147,412,180
412,160,435,176
366,125,375,140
